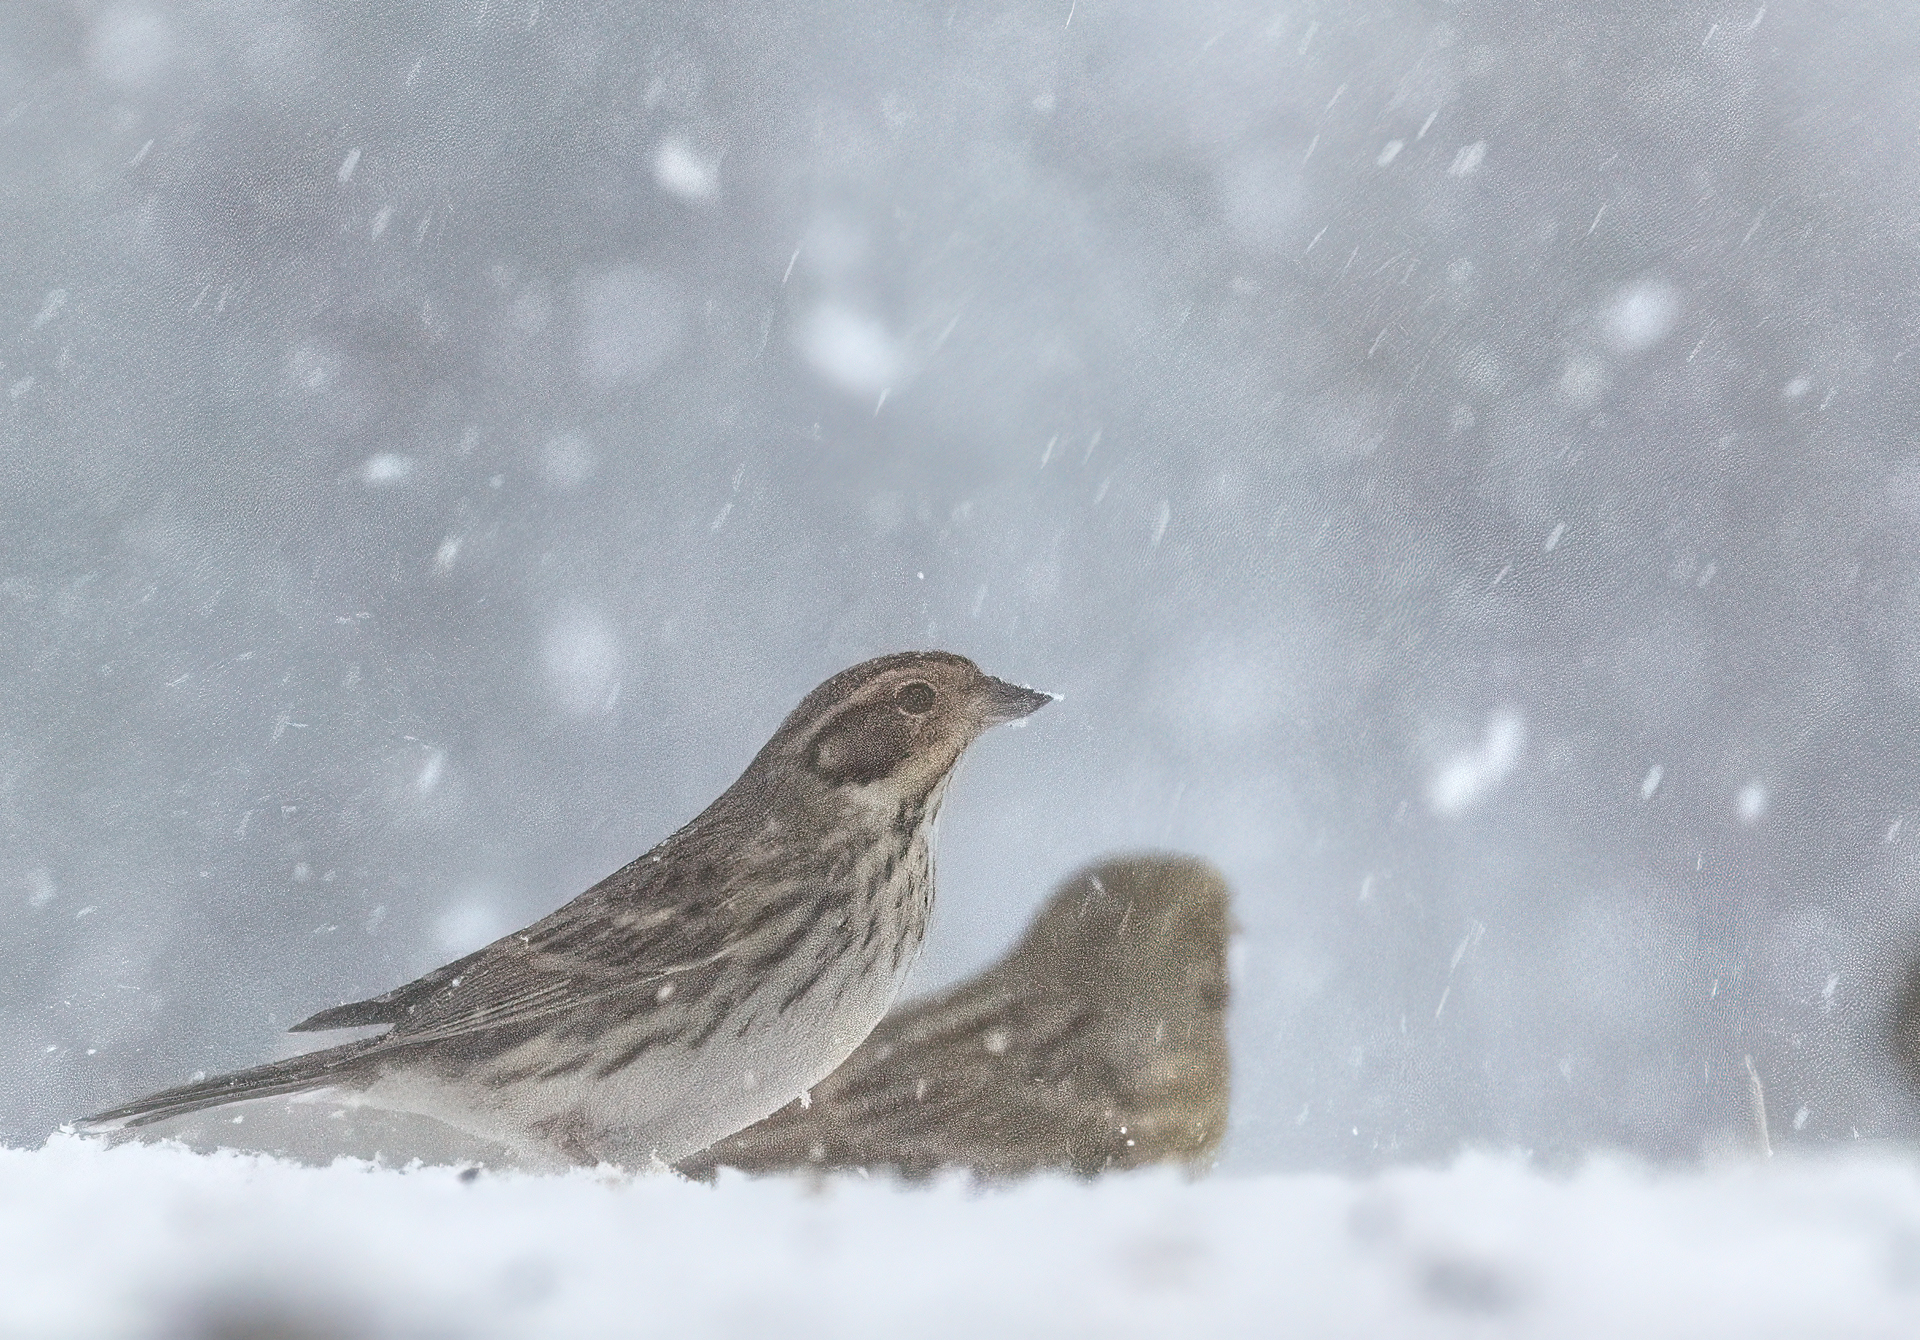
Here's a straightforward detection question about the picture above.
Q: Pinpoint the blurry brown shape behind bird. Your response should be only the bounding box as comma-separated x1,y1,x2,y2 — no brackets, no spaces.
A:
678,853,1231,1181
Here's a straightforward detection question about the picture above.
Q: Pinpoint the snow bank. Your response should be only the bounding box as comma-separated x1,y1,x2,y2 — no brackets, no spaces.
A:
6,1137,1920,1338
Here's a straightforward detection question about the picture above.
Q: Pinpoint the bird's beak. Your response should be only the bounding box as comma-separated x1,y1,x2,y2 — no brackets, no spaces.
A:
978,676,1056,725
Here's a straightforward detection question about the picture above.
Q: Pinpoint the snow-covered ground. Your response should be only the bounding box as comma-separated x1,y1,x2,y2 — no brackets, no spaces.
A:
7,1136,1919,1338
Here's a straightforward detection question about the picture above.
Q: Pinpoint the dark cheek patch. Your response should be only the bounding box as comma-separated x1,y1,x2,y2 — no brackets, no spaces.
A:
811,703,916,785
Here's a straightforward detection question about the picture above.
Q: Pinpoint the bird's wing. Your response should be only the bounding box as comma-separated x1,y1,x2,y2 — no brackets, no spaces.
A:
349,847,820,1053
361,934,723,1049
289,946,489,1032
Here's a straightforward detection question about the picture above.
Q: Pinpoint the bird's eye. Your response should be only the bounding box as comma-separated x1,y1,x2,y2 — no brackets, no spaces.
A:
895,680,936,715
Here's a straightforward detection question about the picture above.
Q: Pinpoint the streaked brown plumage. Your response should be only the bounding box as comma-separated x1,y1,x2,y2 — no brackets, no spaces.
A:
77,651,1051,1167
677,853,1231,1181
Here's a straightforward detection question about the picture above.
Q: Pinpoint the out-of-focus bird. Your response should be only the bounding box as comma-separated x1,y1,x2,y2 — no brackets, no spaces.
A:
1885,956,1920,1092
77,651,1052,1167
677,853,1231,1181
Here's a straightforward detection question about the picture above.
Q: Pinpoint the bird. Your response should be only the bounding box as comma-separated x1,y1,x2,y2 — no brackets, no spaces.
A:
76,650,1053,1167
677,852,1231,1182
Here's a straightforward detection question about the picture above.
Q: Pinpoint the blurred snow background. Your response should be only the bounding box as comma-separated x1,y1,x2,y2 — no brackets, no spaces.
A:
6,0,1920,1176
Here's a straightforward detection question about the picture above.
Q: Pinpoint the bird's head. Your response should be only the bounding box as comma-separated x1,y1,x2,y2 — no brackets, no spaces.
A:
757,651,1053,812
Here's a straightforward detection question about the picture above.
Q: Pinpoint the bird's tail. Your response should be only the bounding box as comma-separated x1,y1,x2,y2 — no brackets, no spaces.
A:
73,1039,378,1132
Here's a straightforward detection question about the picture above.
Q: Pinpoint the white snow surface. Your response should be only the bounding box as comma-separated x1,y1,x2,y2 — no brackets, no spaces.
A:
8,1136,1920,1338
